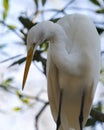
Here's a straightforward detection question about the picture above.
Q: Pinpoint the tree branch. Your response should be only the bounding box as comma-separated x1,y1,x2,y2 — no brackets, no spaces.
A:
35,102,49,130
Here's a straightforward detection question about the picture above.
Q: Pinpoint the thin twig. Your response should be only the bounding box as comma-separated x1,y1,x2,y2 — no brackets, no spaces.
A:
0,54,23,63
63,0,76,10
50,0,76,19
21,92,47,103
0,20,24,39
35,102,49,130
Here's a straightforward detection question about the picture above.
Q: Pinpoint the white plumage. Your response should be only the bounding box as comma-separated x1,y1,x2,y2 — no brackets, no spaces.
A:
22,14,100,130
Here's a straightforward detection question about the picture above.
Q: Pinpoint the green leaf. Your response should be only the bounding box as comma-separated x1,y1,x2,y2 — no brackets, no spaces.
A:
13,107,22,111
16,91,29,104
50,18,59,23
96,27,104,34
3,0,9,10
8,25,16,30
34,0,38,8
90,0,101,6
2,78,13,86
96,9,104,13
6,78,13,83
19,16,34,29
21,98,29,104
3,11,7,20
86,118,96,126
40,41,48,52
42,0,47,6
3,0,9,20
9,57,26,67
16,90,23,98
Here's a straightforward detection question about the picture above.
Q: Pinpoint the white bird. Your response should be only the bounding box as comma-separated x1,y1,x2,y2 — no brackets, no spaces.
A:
22,14,100,130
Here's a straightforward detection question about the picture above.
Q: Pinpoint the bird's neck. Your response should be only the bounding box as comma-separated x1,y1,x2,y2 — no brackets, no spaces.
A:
47,23,84,76
49,38,84,76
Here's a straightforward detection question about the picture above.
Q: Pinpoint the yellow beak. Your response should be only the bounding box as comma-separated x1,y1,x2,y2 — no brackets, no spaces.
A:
22,44,35,90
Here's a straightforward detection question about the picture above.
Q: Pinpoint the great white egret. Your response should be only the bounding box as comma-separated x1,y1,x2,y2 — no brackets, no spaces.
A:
22,14,100,130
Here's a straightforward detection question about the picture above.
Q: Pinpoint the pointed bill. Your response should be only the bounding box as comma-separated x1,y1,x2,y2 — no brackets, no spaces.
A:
22,44,35,90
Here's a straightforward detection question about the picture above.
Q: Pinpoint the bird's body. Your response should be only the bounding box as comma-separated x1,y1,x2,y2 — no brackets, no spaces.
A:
23,14,100,130
47,14,100,130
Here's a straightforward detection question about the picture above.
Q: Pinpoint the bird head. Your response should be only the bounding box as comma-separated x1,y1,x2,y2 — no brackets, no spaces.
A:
22,21,54,90
22,21,66,90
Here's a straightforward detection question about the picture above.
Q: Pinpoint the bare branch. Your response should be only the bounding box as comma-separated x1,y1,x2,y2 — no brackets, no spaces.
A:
0,20,24,39
35,102,49,130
